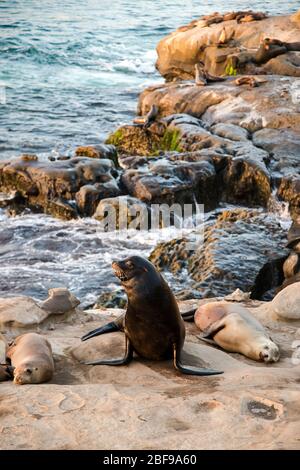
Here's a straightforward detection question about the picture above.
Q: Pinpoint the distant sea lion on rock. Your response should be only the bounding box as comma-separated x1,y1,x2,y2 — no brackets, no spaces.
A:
81,256,223,376
195,63,226,86
133,105,159,128
195,302,280,362
234,76,259,87
7,333,54,385
236,11,267,23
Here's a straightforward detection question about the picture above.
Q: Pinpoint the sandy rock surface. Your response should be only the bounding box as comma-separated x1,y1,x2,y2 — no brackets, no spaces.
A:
0,302,299,450
156,13,300,80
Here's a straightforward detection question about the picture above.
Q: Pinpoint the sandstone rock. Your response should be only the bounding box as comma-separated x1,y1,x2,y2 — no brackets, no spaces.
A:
150,209,288,298
94,195,150,230
278,177,300,216
210,123,249,141
0,297,49,328
121,153,219,209
0,157,120,219
40,288,80,315
75,181,121,216
75,144,118,167
0,299,299,449
138,78,299,210
0,332,6,363
94,290,127,309
106,125,161,156
156,13,300,80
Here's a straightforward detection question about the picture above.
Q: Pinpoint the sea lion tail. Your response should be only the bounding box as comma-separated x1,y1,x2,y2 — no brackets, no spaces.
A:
180,308,196,322
173,344,223,376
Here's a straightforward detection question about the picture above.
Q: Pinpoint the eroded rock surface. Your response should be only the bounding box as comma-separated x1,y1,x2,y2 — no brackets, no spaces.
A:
0,156,120,220
150,209,288,299
0,300,299,450
156,13,300,80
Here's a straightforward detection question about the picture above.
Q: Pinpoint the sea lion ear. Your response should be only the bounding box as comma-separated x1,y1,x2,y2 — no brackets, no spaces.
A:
142,267,148,272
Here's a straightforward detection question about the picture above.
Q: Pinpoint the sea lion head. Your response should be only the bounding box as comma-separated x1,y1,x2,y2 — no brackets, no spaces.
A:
13,360,51,385
112,256,158,287
258,339,280,363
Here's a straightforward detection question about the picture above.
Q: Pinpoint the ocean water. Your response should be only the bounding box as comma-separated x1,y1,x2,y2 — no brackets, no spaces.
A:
0,1,296,305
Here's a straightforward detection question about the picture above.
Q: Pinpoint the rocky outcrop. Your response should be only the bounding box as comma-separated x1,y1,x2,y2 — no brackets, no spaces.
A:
150,209,288,299
156,12,300,80
0,289,80,329
94,195,150,229
75,144,118,167
0,156,120,219
138,76,299,210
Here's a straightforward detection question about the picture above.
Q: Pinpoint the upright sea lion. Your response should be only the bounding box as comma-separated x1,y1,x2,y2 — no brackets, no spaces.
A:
133,105,159,128
195,302,280,362
81,256,222,376
195,63,226,86
7,333,54,385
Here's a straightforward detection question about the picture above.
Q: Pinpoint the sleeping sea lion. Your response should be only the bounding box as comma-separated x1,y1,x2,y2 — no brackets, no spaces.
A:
81,256,222,376
7,333,54,385
252,282,300,321
194,302,280,362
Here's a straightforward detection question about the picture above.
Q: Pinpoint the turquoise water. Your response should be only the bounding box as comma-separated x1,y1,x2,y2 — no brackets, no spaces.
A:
0,1,296,304
0,0,298,159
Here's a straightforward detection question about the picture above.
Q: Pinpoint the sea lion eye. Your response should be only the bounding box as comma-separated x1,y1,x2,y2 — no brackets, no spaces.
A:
126,261,134,269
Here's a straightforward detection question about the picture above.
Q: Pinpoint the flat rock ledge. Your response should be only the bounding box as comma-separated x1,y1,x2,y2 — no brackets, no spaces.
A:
0,298,299,450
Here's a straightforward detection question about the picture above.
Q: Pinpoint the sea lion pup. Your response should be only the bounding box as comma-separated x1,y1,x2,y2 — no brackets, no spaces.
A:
81,256,222,376
195,302,280,363
7,333,54,385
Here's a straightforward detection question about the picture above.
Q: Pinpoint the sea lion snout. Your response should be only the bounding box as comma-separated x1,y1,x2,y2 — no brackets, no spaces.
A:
259,342,280,363
112,260,129,281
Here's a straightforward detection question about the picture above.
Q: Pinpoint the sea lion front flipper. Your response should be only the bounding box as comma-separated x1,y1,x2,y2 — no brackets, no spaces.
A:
81,314,125,342
82,335,133,366
173,344,223,376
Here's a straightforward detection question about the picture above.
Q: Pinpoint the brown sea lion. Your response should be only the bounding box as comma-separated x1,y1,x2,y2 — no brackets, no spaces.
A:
195,63,226,86
195,302,280,362
7,333,54,385
234,76,259,87
133,105,159,128
81,256,222,376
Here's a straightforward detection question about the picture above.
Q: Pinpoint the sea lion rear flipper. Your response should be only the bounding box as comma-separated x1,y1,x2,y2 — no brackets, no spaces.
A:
180,308,196,322
81,314,125,342
197,335,218,345
173,344,223,376
82,335,133,366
